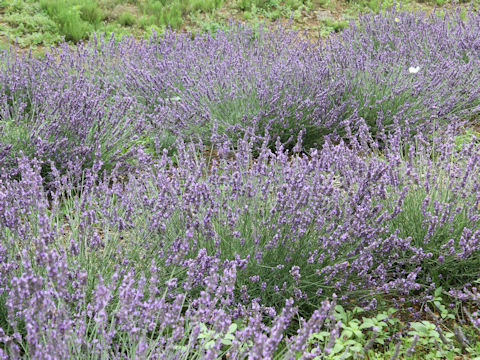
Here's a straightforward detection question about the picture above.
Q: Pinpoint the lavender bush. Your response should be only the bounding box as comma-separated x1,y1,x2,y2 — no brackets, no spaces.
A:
2,7,480,181
1,128,480,357
1,6,480,359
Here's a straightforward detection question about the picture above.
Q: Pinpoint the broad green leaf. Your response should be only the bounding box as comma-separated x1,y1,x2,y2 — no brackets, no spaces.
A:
360,319,375,328
221,338,233,346
225,334,235,341
332,342,345,354
376,314,388,321
228,323,238,334
205,340,216,349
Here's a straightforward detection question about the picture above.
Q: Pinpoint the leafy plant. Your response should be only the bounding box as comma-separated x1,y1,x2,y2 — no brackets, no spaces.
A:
117,11,135,26
40,0,93,41
79,0,104,26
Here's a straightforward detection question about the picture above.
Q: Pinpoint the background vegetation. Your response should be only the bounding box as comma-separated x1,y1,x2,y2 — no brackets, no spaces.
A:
1,0,480,52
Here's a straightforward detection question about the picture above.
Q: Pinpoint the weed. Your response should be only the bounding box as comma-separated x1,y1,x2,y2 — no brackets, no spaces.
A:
40,0,93,42
117,11,135,26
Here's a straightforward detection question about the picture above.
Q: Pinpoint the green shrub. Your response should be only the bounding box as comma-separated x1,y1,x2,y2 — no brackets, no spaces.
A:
191,0,223,12
144,0,183,28
117,11,135,26
80,0,104,26
320,17,348,33
0,0,61,47
40,0,93,42
138,15,155,29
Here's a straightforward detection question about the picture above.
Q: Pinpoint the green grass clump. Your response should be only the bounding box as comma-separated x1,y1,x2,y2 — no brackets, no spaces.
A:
40,0,95,42
237,0,311,21
318,18,349,36
80,0,104,26
117,11,136,26
141,0,223,29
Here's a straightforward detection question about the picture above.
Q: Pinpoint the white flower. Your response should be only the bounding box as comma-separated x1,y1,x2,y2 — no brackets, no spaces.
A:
408,66,421,74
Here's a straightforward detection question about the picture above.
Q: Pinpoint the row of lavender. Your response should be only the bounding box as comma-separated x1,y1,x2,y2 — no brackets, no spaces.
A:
1,6,480,359
1,8,480,179
1,129,480,358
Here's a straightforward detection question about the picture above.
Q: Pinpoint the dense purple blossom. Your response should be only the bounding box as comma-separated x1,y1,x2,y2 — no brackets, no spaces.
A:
2,7,480,180
1,6,480,358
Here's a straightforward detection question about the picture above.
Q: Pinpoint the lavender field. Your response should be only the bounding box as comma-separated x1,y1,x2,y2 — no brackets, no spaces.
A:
1,6,480,359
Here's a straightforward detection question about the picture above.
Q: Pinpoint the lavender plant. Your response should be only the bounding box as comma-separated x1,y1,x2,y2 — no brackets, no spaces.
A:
323,7,480,144
1,6,480,359
3,7,480,183
1,128,480,357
